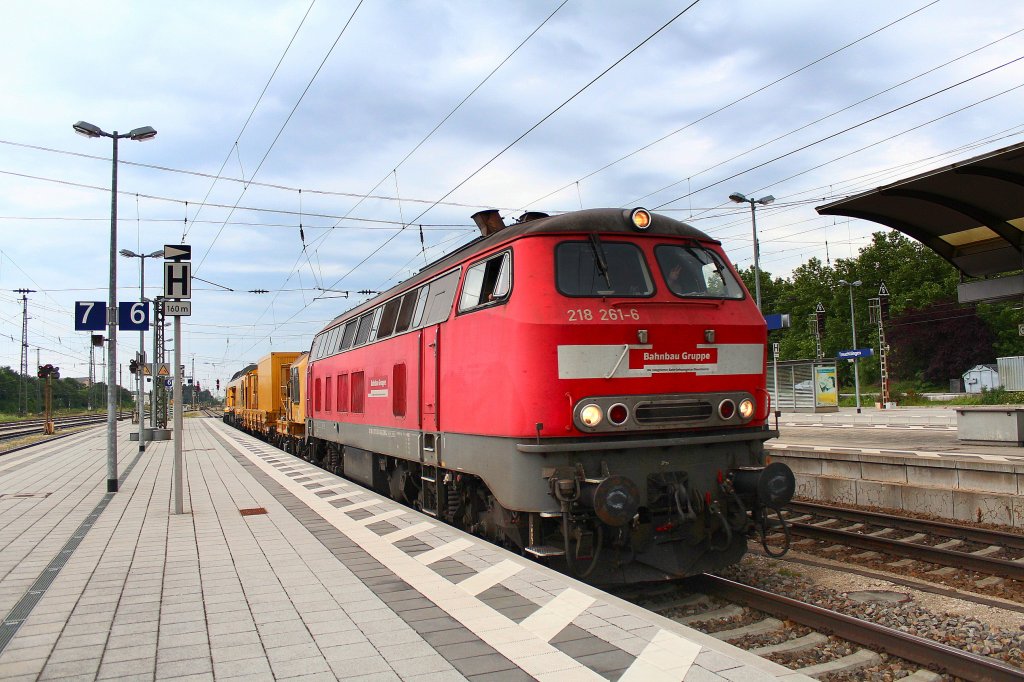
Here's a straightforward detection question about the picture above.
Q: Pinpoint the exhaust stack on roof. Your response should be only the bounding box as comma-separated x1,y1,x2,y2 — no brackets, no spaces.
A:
471,210,506,236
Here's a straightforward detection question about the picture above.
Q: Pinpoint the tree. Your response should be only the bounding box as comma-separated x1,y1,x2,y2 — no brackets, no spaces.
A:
885,302,994,385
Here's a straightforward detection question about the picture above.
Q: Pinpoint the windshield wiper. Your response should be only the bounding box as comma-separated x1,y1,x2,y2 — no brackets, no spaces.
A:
588,233,612,288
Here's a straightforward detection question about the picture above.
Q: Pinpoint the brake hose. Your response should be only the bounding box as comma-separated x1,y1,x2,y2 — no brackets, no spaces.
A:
562,512,603,579
759,507,791,558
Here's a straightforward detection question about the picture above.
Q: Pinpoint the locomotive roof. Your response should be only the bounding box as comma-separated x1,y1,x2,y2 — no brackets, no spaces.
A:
319,208,713,331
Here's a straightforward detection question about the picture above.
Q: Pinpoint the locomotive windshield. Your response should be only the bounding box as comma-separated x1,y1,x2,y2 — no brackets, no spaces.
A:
556,240,653,297
655,244,745,299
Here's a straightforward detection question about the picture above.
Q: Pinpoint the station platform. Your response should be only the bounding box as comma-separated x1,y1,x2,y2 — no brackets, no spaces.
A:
0,417,810,681
767,407,1024,529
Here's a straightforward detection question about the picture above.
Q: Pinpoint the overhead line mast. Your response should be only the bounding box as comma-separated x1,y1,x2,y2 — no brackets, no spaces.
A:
14,288,35,415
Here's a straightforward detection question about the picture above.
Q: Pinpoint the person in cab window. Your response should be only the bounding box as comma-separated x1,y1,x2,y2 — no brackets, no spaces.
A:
666,258,703,296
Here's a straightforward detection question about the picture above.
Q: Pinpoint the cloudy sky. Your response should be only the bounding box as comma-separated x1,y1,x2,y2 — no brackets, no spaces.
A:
2,0,1023,392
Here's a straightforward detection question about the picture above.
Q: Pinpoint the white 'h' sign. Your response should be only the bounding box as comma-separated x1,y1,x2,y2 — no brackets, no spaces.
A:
164,261,191,299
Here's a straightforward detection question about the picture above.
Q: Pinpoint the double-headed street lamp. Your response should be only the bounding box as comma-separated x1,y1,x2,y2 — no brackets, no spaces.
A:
728,192,774,311
73,121,157,493
120,248,163,452
837,279,863,414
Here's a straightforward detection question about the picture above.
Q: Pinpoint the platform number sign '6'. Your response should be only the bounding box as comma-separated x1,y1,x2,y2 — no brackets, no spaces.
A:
118,301,149,331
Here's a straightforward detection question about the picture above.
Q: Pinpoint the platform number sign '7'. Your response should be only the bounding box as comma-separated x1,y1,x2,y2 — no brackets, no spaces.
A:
75,301,106,331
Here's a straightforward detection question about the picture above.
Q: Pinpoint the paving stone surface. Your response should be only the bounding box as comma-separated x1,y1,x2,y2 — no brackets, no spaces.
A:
0,419,811,681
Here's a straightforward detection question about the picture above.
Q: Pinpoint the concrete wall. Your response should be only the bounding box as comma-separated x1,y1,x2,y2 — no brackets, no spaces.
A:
768,446,1024,528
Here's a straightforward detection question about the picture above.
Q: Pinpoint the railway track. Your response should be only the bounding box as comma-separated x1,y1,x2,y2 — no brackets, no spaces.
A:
774,501,1024,601
617,572,1024,681
0,413,123,442
696,575,1024,681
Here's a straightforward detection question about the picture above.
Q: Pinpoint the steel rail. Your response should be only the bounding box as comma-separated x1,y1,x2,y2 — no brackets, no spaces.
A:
0,413,121,442
788,522,1024,580
698,574,1024,682
788,500,1024,551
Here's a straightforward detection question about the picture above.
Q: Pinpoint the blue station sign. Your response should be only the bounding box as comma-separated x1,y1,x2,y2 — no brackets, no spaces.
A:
118,301,150,331
764,313,791,331
837,348,874,359
74,301,106,331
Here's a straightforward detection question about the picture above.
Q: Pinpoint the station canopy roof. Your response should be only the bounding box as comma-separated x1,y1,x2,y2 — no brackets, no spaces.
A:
816,141,1024,279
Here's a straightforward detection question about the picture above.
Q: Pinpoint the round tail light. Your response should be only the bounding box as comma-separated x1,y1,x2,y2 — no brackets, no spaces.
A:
608,403,629,426
718,399,736,420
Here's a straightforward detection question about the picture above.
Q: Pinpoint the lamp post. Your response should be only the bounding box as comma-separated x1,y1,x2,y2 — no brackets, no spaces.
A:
728,192,774,311
120,248,163,452
73,121,157,492
838,279,863,414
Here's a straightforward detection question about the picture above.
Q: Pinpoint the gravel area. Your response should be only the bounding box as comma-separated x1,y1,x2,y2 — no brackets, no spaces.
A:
718,554,1024,674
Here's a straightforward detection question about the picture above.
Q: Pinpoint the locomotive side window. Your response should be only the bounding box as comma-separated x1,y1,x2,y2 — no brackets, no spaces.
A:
655,244,745,299
333,322,348,352
311,334,324,359
393,363,406,417
325,326,341,357
420,269,460,326
340,320,357,350
458,251,511,312
412,284,429,327
351,371,365,413
368,307,383,340
394,290,419,334
376,298,402,340
354,312,374,346
556,241,653,297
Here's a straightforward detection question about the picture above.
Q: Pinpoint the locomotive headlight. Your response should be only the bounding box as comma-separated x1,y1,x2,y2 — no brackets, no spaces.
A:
580,403,604,428
630,207,652,231
738,398,755,420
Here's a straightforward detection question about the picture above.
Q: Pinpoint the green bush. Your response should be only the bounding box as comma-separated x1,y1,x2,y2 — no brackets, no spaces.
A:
977,387,1024,405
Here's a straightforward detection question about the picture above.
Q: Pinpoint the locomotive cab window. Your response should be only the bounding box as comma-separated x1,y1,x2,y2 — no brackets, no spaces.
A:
655,244,745,299
459,251,511,312
556,240,653,297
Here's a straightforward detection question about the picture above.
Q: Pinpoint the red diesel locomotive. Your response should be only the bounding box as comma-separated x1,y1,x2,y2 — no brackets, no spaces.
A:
285,207,792,583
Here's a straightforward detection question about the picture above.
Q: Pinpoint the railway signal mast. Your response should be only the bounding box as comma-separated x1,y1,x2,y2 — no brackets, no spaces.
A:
811,302,825,360
869,283,891,407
